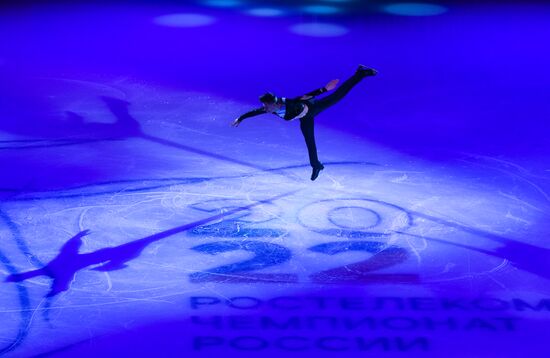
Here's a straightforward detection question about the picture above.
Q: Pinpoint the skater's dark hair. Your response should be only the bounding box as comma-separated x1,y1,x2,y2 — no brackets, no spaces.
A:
259,92,277,104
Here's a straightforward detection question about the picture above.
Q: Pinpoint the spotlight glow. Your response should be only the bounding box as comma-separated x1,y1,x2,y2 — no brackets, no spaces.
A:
383,3,448,16
245,8,286,17
153,13,216,27
203,0,243,8
302,5,342,15
290,23,349,37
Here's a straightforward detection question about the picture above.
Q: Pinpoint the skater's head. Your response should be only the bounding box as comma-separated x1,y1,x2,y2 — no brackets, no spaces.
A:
259,92,281,112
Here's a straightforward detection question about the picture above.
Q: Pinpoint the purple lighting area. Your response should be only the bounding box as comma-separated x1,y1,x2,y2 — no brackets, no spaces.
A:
0,0,549,357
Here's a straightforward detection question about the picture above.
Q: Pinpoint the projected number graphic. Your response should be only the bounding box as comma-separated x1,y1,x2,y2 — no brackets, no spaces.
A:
309,241,419,284
188,197,419,285
189,241,298,283
189,240,419,285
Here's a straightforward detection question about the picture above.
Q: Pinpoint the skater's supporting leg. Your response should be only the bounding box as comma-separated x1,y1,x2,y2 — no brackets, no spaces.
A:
299,116,322,168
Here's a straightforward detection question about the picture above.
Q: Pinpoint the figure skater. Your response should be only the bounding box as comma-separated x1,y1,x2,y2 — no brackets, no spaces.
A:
232,65,377,180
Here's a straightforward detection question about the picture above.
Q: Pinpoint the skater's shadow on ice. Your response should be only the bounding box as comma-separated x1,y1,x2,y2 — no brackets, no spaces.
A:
0,96,142,149
1,96,280,174
396,212,550,281
3,191,297,297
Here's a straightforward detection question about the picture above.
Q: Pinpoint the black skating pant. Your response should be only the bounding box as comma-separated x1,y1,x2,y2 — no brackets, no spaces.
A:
299,72,366,168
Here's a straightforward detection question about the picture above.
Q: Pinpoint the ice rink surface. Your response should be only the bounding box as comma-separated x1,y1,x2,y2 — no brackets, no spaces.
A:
0,1,549,356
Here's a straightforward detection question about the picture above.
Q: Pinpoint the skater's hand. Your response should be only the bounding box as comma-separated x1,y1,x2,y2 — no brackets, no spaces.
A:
231,118,242,127
325,79,339,91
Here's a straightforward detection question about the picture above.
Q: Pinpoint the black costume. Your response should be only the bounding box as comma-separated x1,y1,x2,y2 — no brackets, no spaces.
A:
237,69,369,176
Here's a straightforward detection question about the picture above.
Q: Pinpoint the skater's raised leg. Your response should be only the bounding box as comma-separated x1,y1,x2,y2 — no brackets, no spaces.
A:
313,65,377,115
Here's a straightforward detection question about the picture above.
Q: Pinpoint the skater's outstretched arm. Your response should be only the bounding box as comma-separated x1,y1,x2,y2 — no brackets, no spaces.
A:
293,79,339,100
232,107,266,127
